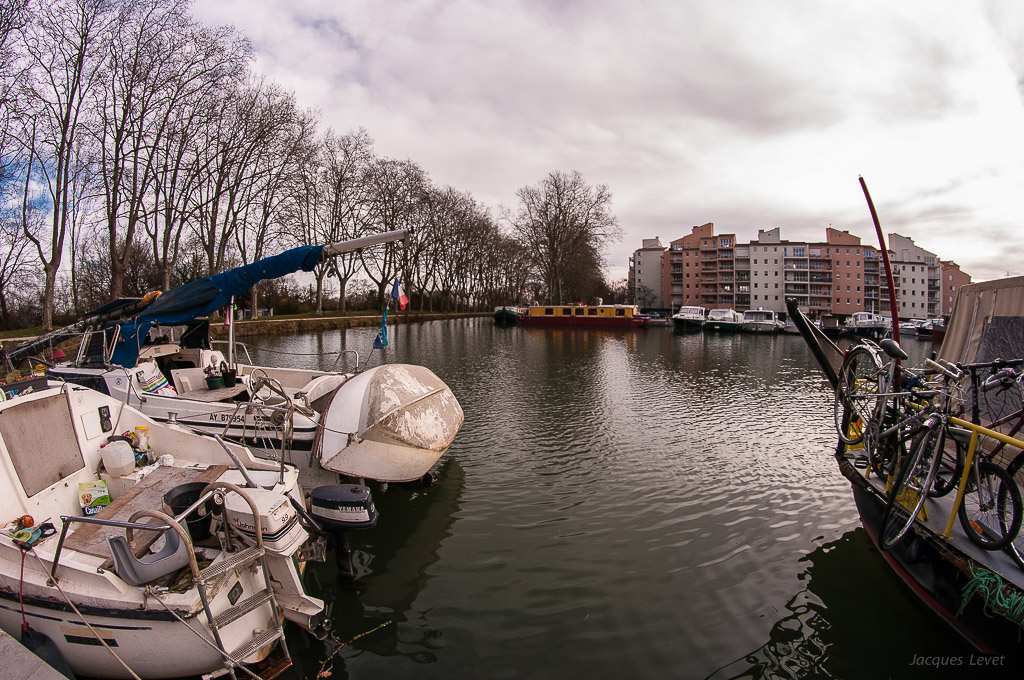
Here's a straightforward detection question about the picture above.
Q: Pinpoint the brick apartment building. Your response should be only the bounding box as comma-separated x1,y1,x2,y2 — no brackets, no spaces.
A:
630,223,969,320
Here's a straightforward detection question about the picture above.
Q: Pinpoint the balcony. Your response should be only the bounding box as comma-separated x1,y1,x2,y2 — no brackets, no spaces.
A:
809,274,832,283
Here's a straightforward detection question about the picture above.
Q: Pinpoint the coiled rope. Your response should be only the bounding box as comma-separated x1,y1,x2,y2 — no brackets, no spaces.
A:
959,561,1024,634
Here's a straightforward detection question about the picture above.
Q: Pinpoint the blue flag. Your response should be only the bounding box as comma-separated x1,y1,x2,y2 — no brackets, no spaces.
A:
373,308,388,349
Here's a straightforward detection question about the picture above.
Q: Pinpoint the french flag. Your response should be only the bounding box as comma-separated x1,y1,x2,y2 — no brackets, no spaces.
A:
391,278,409,310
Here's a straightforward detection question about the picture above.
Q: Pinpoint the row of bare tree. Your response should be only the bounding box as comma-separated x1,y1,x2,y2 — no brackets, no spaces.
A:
0,0,621,331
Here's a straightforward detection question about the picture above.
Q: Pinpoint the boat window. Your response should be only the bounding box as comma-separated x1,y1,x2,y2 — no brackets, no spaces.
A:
562,308,572,315
587,309,597,316
574,308,584,315
544,308,554,315
616,308,625,316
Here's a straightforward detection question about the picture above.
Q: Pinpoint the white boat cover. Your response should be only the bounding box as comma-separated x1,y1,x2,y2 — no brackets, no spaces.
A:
319,364,464,482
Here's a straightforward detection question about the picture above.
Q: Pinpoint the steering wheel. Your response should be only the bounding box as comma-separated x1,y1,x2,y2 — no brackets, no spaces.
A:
246,368,274,402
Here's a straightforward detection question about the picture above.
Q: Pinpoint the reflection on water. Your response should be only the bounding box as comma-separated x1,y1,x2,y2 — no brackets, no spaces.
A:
244,321,979,679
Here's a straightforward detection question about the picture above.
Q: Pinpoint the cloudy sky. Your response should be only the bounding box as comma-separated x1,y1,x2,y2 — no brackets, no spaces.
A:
192,0,1024,282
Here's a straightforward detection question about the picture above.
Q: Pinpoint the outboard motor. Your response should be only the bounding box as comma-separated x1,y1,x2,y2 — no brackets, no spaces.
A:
308,484,378,577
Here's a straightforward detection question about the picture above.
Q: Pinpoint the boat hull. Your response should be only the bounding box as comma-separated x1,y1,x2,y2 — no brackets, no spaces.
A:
672,318,704,332
704,321,741,332
493,309,521,326
850,483,1023,655
0,588,271,679
519,317,648,328
742,322,777,333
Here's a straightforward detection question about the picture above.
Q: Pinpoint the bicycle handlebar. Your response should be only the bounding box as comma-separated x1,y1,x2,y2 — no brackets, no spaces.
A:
982,366,1020,390
956,357,1024,372
925,357,963,381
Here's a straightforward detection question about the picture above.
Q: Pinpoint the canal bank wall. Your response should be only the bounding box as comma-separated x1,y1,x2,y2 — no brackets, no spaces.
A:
210,311,490,339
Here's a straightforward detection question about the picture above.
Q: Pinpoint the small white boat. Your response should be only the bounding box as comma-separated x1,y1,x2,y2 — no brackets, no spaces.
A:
845,311,890,339
742,308,782,333
671,306,706,332
0,383,338,679
704,309,743,332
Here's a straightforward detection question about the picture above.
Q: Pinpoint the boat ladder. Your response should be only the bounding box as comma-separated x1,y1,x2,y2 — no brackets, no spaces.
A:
195,483,291,680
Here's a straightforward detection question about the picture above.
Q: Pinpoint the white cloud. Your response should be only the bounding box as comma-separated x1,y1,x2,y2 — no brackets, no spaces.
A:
191,0,1024,282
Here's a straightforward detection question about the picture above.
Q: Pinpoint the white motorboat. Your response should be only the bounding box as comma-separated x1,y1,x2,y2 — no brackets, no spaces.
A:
704,309,743,332
13,231,464,484
741,308,782,333
0,383,342,679
671,306,706,332
844,311,890,339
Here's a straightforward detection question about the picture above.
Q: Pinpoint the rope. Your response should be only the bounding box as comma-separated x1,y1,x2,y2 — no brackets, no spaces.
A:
26,550,143,680
316,620,392,679
959,560,1024,636
143,586,266,680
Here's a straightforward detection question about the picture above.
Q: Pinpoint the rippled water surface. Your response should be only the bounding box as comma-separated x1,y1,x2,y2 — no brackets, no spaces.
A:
247,320,976,679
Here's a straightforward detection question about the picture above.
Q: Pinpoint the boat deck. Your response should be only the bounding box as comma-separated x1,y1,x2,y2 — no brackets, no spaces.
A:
857,460,1024,588
63,465,227,567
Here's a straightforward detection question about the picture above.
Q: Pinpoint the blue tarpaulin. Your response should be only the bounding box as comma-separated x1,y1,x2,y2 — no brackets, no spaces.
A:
139,245,323,325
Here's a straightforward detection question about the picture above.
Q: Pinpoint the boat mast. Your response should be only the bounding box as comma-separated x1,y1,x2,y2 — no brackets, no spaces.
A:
859,177,900,345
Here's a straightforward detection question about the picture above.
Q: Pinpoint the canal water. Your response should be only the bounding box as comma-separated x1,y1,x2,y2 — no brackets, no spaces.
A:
247,319,977,680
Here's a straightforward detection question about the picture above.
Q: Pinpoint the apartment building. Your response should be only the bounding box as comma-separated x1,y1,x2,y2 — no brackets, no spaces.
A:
629,238,666,308
630,225,968,319
889,234,940,319
664,223,714,310
940,260,971,316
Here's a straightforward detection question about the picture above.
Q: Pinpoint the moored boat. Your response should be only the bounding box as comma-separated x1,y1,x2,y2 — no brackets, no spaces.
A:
844,311,890,339
787,274,1024,655
0,383,340,679
8,230,464,485
671,306,706,332
704,308,743,332
518,304,649,328
816,314,843,337
741,308,781,333
493,306,526,326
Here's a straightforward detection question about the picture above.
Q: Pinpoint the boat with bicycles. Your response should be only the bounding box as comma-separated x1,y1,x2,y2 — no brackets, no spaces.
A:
790,273,1024,655
3,231,464,485
0,382,353,679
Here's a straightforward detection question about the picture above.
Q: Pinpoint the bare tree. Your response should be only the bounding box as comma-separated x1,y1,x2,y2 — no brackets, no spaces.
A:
19,0,114,329
235,100,318,315
504,170,620,305
360,157,426,307
318,128,375,313
142,22,250,291
635,284,655,309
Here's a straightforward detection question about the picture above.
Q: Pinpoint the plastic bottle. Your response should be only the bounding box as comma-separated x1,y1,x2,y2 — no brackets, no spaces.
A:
134,426,149,451
101,440,136,476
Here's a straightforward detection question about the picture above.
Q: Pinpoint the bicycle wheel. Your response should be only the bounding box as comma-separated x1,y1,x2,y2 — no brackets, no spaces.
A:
1004,450,1024,569
928,425,966,498
834,345,884,445
958,462,1022,551
880,422,943,550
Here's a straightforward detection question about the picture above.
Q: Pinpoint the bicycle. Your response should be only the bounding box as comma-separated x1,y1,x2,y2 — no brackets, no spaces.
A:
833,338,944,480
880,359,1024,552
